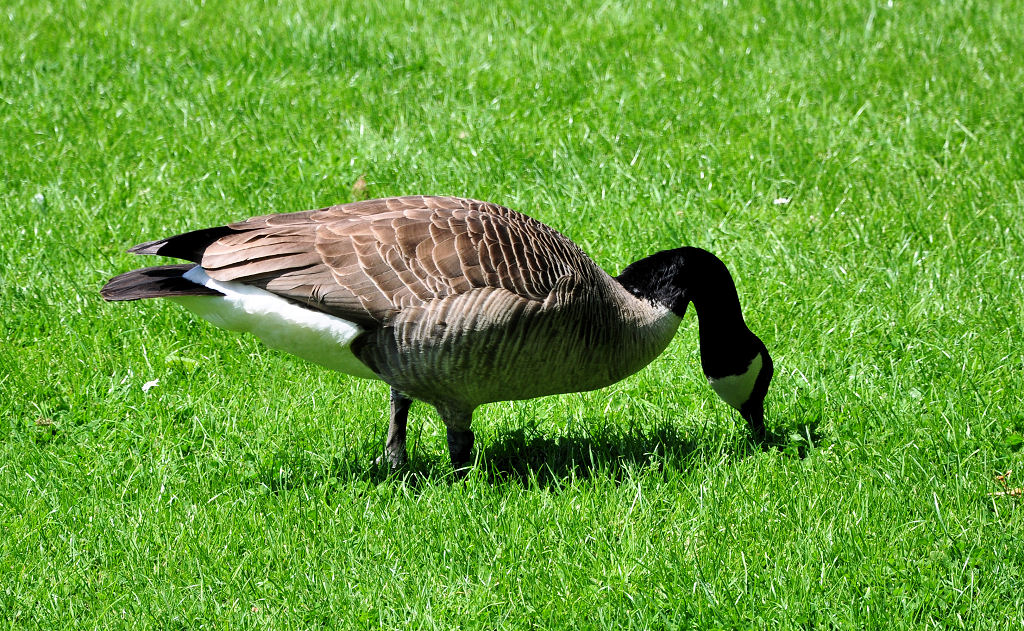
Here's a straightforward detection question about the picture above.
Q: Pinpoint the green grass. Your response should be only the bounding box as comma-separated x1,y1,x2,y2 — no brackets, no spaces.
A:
3,0,1024,627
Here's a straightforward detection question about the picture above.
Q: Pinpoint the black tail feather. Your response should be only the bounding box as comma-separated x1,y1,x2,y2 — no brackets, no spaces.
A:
101,264,223,302
127,225,236,262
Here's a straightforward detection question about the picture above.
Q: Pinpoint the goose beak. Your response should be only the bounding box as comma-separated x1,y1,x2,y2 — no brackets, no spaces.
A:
741,403,766,442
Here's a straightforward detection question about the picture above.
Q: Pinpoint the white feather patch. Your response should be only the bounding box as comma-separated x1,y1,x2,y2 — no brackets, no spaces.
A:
707,352,762,410
170,267,379,380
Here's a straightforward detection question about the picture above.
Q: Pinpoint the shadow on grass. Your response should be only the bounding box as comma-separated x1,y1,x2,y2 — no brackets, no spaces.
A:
476,421,701,488
249,418,825,493
481,416,829,487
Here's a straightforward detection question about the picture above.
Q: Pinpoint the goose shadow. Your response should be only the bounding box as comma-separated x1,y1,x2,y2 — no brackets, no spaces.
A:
251,418,824,493
475,421,701,487
482,418,826,488
248,420,701,493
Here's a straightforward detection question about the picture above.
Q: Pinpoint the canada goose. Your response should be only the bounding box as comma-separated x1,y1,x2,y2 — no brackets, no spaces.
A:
102,195,774,469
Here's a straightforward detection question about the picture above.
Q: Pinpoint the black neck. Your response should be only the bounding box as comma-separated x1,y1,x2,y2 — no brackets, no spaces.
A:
615,247,759,377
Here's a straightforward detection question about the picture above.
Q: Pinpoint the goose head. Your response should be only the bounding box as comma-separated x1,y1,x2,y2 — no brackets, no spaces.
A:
704,332,774,441
617,246,774,439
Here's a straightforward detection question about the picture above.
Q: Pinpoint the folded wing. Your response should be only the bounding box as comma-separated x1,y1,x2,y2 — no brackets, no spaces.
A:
130,196,597,327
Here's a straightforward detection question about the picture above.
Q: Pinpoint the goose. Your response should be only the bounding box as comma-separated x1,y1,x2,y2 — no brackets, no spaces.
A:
102,195,774,469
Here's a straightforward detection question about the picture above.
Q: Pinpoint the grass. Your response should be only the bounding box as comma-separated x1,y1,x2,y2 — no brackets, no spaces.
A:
2,0,1024,627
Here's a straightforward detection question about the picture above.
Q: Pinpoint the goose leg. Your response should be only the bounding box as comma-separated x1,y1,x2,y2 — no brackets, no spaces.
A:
437,405,475,471
446,429,475,471
380,387,411,469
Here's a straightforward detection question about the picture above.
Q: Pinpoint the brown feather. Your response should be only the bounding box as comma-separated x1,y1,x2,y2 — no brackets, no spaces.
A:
128,196,598,327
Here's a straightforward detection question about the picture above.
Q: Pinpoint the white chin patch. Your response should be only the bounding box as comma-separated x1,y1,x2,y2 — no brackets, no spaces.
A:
169,266,379,380
707,352,762,411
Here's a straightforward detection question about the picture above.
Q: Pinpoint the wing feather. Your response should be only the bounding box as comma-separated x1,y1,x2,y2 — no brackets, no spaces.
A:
135,196,599,326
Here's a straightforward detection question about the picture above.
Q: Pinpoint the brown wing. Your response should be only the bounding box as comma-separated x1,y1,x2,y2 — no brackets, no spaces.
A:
134,196,600,326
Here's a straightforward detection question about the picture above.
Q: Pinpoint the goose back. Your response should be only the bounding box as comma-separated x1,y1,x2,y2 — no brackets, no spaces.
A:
136,196,598,328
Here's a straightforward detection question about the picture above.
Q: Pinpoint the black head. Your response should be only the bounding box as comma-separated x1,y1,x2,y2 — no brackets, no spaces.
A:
616,247,730,318
617,246,774,439
737,341,774,441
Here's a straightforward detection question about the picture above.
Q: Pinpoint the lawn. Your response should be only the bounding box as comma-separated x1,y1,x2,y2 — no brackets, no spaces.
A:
2,0,1023,628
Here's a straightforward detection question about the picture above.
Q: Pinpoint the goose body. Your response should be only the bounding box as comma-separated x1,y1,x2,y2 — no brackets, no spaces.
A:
102,195,773,469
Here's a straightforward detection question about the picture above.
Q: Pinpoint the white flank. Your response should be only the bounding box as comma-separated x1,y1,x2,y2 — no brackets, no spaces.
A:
170,267,379,380
707,352,762,410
